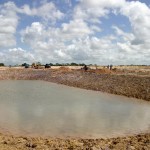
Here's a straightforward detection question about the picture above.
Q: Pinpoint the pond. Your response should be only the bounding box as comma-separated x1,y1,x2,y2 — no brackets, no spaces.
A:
0,80,150,138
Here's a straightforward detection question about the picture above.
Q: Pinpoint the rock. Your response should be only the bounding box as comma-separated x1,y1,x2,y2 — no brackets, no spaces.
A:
130,146,135,150
92,146,101,150
3,141,7,144
31,143,37,148
25,142,37,148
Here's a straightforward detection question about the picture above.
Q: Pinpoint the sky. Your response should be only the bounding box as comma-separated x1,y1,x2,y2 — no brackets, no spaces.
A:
0,0,150,65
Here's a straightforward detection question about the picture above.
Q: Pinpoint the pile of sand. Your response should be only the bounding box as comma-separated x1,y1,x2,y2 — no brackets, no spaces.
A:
58,66,72,72
87,69,113,74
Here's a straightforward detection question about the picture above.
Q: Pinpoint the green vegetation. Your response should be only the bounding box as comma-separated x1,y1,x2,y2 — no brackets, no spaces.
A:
0,63,4,67
22,63,28,66
47,62,86,66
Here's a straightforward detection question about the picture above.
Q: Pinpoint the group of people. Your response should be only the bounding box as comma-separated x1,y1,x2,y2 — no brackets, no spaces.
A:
107,64,113,70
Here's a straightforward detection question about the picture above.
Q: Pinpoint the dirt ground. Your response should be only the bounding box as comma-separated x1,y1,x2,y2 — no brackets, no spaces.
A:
0,67,150,149
0,133,150,150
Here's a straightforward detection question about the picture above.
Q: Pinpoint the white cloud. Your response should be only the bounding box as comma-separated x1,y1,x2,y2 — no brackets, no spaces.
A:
0,1,18,47
74,0,126,23
0,48,35,65
73,5,109,23
0,0,150,65
79,0,126,8
20,22,45,46
18,1,64,23
120,1,150,44
20,0,150,65
112,26,135,42
61,19,93,39
20,20,119,64
21,19,93,46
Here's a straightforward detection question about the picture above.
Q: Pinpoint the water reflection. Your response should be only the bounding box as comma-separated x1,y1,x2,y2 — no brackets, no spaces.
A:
0,80,150,138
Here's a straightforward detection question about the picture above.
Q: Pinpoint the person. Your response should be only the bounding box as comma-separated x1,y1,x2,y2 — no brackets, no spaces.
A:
107,65,109,69
110,64,113,70
83,65,88,71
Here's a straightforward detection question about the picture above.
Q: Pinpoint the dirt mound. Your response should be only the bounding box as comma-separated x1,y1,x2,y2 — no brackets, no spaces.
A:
58,66,72,72
88,69,113,74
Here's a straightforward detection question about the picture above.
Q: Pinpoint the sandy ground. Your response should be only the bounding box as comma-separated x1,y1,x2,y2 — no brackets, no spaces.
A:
0,67,150,149
0,133,150,150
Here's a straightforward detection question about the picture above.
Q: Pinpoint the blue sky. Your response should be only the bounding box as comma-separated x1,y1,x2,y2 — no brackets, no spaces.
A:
0,0,150,65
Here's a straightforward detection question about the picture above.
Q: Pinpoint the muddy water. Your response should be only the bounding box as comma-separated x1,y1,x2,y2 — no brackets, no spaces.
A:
0,80,150,138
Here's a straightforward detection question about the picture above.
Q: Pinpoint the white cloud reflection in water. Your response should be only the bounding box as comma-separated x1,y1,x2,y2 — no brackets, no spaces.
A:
0,80,150,138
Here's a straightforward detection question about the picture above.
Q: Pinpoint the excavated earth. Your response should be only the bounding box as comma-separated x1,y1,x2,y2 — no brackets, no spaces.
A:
0,68,150,149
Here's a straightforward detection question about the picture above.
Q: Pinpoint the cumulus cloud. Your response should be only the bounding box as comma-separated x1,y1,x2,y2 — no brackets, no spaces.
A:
74,0,126,22
21,19,94,48
0,1,18,47
20,19,103,64
0,0,64,48
61,19,93,39
19,0,150,65
0,48,35,65
20,20,118,64
18,1,64,23
120,1,150,44
20,22,46,46
73,5,109,24
80,0,125,7
0,0,150,65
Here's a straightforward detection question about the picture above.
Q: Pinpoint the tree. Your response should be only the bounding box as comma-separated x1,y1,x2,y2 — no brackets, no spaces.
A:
79,63,85,66
55,63,62,66
37,62,41,66
0,63,4,66
49,63,54,66
22,63,27,66
70,62,78,66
